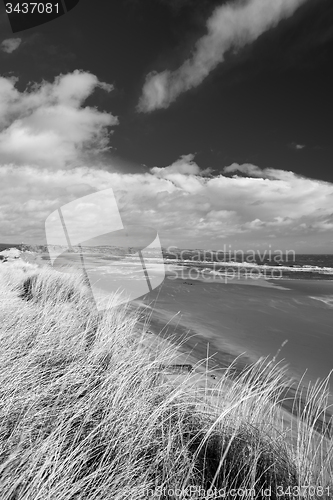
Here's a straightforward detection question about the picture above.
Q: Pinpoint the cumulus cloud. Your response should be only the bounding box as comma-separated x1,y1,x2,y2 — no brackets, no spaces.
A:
224,163,266,177
138,0,308,112
223,162,298,181
1,38,21,53
0,70,118,168
1,156,333,252
151,154,212,177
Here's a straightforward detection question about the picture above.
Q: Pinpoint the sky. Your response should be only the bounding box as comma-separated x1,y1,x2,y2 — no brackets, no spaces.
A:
1,0,333,252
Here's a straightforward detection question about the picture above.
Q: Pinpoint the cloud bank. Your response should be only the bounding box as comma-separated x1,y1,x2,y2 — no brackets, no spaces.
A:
1,155,333,252
0,70,118,168
138,0,308,112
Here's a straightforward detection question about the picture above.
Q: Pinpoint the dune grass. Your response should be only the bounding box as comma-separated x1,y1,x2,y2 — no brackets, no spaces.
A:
0,259,333,499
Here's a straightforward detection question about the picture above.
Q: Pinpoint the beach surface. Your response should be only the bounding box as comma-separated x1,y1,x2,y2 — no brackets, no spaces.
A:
135,272,333,393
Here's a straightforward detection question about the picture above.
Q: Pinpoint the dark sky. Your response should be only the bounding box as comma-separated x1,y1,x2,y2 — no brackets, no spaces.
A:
1,0,333,180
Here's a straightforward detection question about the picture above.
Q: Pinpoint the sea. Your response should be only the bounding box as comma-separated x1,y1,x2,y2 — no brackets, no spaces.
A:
163,249,333,280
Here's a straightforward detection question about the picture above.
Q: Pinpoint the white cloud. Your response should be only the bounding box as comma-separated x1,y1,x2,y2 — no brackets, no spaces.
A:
0,70,118,168
1,38,22,53
1,156,333,252
223,162,299,181
289,142,306,150
138,0,308,112
224,163,266,177
151,154,212,177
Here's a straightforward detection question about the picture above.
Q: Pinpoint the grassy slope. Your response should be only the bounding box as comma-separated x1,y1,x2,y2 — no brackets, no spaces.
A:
0,259,332,500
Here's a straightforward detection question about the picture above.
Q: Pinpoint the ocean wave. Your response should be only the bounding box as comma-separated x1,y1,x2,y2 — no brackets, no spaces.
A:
309,295,333,307
164,259,333,275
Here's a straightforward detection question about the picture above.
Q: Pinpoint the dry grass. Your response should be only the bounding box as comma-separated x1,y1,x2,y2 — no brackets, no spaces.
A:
0,259,332,499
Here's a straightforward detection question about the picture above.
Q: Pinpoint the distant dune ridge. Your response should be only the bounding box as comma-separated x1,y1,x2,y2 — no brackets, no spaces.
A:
0,247,21,261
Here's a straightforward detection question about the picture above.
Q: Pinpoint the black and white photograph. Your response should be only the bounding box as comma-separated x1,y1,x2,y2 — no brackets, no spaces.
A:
1,0,333,498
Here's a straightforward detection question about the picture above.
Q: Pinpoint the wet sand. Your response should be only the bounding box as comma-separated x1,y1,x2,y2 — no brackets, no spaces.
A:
135,274,333,391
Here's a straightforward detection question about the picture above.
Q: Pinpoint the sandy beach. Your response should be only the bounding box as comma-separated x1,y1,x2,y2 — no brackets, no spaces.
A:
135,272,333,393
